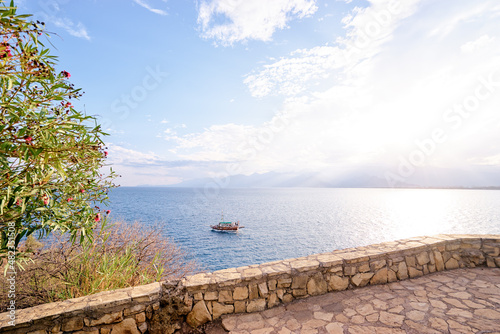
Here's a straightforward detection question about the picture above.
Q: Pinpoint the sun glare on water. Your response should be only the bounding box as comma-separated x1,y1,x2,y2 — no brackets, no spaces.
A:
384,189,454,238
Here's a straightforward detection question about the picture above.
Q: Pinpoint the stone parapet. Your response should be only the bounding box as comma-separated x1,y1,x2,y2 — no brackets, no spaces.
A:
1,234,499,333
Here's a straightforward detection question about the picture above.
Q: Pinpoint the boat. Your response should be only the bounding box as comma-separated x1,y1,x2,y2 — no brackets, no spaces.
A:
211,211,244,232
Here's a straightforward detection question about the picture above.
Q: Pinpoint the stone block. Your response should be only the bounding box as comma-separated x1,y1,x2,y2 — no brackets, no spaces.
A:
268,279,277,291
276,289,284,300
370,268,388,285
258,282,269,297
405,255,416,267
344,266,357,276
387,269,397,282
247,299,266,313
233,286,249,300
268,293,279,308
397,261,408,280
249,284,259,299
212,302,234,320
291,275,308,290
85,311,123,326
445,258,459,270
358,263,370,273
486,256,496,268
408,267,423,278
277,277,292,288
111,318,140,334
234,301,247,313
292,288,307,297
61,317,84,332
218,290,233,303
136,312,146,323
446,243,460,251
204,291,218,301
138,322,148,334
416,251,430,265
328,275,349,291
124,304,146,316
433,250,444,271
370,259,386,271
483,245,500,256
186,301,212,328
351,273,374,287
307,273,327,296
282,294,294,303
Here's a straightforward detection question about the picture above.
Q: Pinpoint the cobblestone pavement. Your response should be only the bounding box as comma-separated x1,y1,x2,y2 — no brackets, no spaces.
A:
214,267,500,334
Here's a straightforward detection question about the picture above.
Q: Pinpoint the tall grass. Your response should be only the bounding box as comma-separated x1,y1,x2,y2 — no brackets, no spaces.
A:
0,221,199,310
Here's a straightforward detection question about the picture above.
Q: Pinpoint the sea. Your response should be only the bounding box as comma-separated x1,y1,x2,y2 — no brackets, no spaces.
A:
106,187,500,272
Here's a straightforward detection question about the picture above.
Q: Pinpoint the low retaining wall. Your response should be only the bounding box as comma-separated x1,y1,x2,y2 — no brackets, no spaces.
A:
1,234,499,333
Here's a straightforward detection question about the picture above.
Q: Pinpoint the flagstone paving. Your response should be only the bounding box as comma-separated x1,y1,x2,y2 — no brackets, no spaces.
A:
211,267,500,334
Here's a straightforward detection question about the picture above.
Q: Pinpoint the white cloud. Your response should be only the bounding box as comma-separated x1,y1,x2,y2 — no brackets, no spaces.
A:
132,0,168,16
244,0,421,97
163,0,500,182
461,35,495,53
197,0,318,45
51,18,90,40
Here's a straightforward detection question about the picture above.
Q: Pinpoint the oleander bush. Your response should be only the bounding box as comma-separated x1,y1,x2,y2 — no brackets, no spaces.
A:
0,0,116,256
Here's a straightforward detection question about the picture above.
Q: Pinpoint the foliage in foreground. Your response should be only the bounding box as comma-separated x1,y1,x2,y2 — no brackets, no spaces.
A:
0,221,199,311
0,0,116,251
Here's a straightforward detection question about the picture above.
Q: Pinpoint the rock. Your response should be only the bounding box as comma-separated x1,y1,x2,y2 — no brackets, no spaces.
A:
351,273,374,287
307,273,328,296
212,302,234,320
387,269,398,282
111,318,140,334
408,267,423,278
61,317,84,332
218,290,233,303
258,282,269,297
291,275,308,290
85,311,123,326
445,258,459,270
433,250,444,271
370,268,388,285
416,252,430,265
234,300,247,313
249,284,260,299
247,299,267,313
328,275,349,291
397,261,408,280
233,286,249,300
268,292,279,308
186,301,212,328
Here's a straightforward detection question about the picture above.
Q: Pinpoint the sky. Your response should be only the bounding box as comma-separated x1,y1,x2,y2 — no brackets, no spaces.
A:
17,0,500,187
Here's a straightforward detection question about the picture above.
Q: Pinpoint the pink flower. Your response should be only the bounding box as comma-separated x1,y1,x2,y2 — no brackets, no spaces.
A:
80,189,85,193
25,136,33,143
16,199,21,206
66,197,73,202
105,210,111,215
43,195,49,205
61,71,71,79
94,213,101,222
104,151,108,157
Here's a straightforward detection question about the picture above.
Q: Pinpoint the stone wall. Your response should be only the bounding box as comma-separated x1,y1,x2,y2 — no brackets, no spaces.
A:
1,234,499,333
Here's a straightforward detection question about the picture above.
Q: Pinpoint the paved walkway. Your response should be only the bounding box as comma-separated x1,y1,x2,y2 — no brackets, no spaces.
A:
213,267,500,334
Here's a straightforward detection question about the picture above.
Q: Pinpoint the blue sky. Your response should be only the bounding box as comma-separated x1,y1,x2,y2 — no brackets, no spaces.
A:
17,0,500,186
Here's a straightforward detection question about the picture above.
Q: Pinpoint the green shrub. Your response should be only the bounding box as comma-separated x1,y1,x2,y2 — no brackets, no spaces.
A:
0,220,199,310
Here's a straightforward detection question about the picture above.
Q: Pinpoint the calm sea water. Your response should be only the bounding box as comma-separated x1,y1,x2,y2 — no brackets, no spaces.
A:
106,187,500,272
